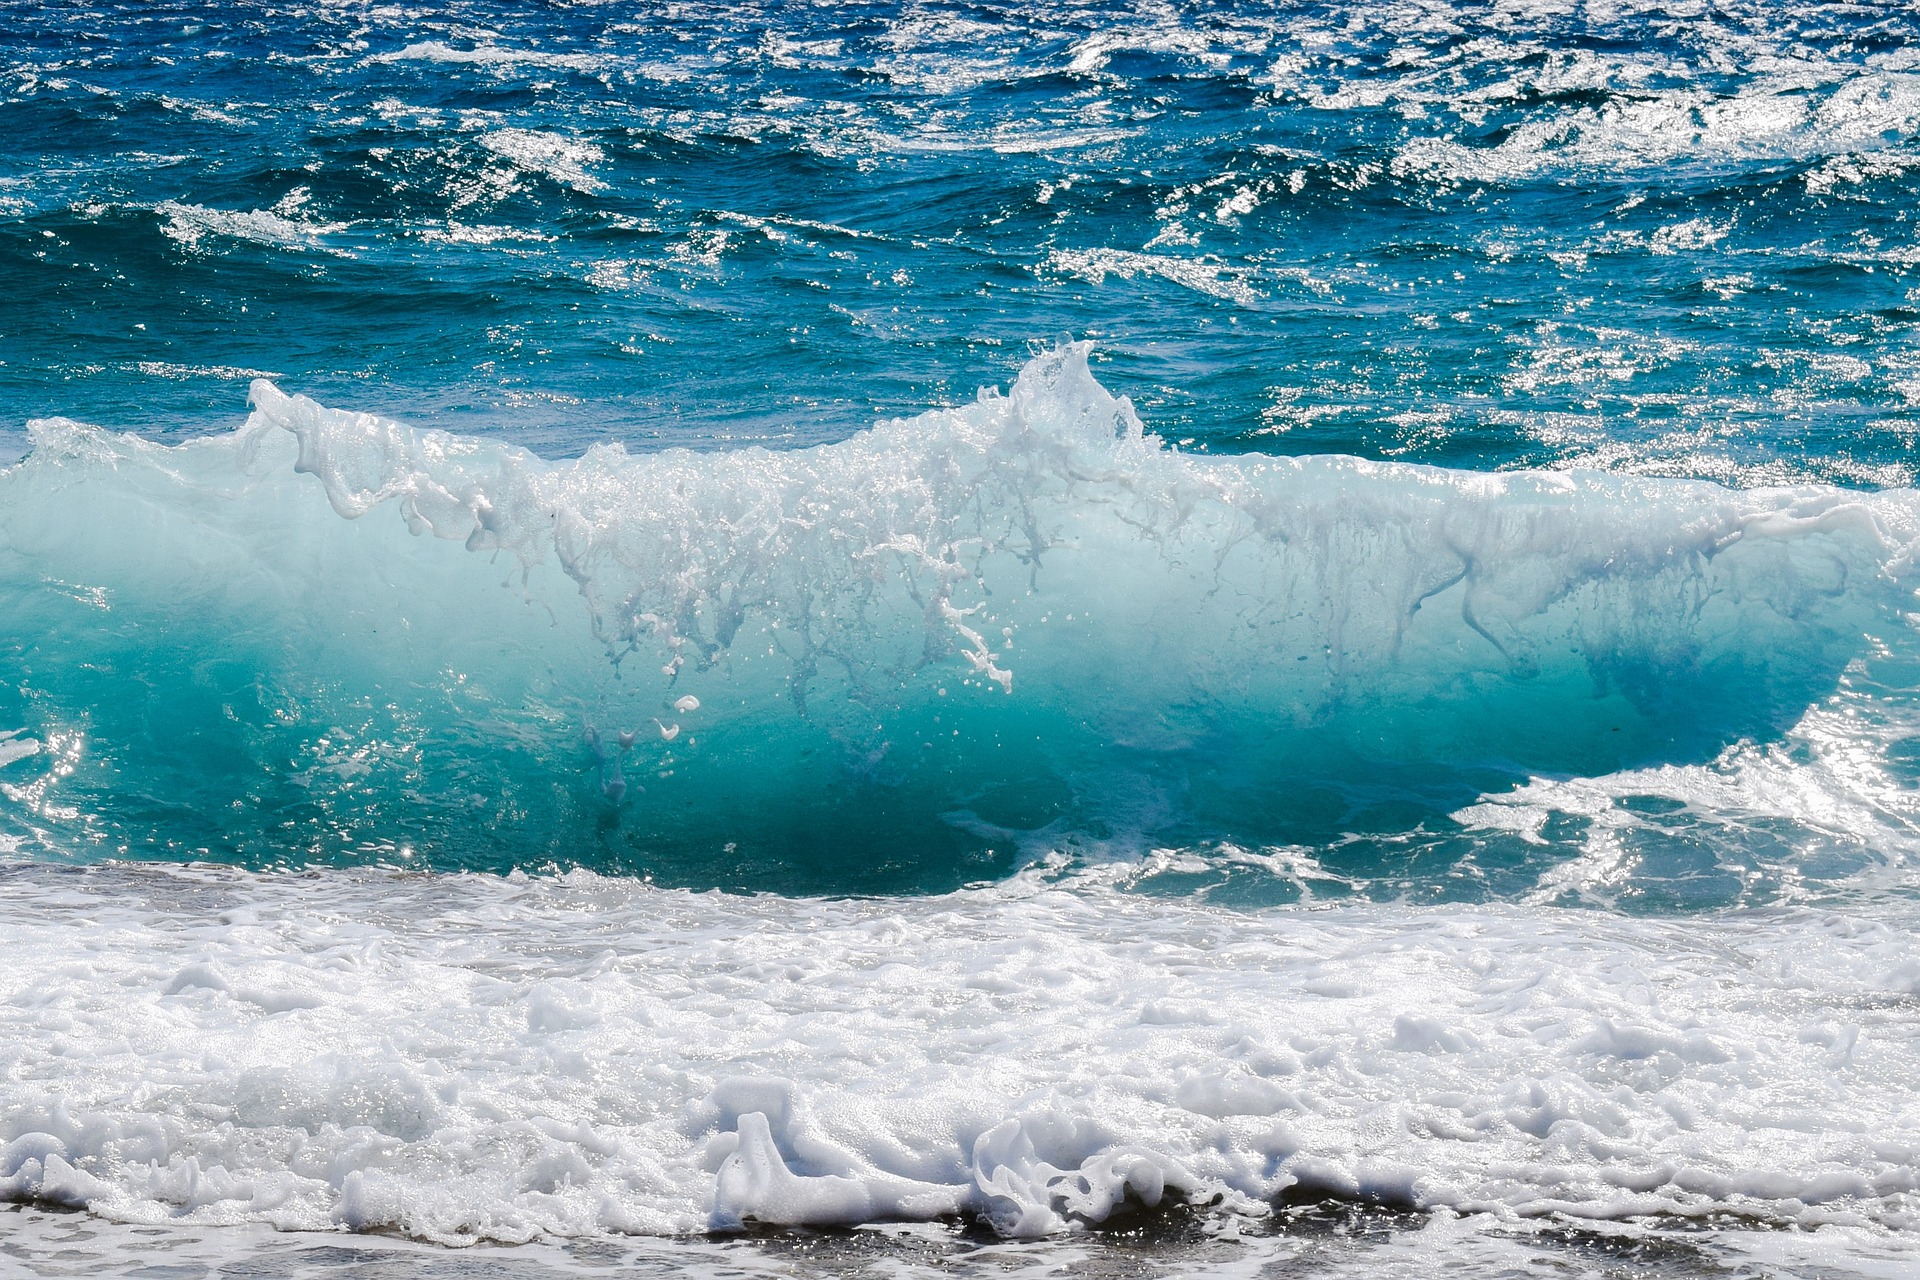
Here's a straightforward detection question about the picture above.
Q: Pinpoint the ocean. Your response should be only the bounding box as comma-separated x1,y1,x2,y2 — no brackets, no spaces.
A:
2,0,1919,1274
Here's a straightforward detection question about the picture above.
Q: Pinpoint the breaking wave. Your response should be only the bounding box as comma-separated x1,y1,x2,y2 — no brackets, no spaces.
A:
1,346,1915,885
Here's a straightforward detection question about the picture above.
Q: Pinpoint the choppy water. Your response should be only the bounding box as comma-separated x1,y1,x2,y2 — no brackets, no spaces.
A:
4,0,1920,1275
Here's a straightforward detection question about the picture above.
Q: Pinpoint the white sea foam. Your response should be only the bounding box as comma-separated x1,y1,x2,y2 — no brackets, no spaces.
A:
1041,248,1261,304
1394,73,1920,185
131,361,282,381
415,222,556,247
155,199,350,255
1453,684,1920,907
0,731,39,769
885,125,1142,155
1065,28,1259,76
0,862,1916,1247
372,42,607,74
478,129,608,194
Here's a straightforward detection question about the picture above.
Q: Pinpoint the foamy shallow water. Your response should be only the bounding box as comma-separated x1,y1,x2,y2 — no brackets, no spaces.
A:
7,1202,1919,1280
2,859,1916,1267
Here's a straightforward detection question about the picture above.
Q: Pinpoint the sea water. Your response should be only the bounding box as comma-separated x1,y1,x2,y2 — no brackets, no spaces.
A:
3,1,1920,1275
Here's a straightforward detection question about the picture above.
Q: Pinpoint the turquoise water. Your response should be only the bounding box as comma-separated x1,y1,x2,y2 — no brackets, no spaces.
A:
6,0,1920,898
3,1,1920,1273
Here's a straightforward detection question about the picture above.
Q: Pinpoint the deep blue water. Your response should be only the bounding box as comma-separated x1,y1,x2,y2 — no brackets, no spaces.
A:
3,0,1917,474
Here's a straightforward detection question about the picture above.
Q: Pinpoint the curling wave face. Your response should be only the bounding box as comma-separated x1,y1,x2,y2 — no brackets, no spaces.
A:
1,346,1917,898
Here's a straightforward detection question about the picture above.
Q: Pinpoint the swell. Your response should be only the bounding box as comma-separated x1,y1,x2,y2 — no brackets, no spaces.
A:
0,345,1914,886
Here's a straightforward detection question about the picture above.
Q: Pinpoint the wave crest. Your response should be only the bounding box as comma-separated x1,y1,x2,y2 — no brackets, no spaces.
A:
1,346,1913,881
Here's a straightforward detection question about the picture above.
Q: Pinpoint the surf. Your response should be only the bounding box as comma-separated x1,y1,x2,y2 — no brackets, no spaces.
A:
1,345,1912,888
